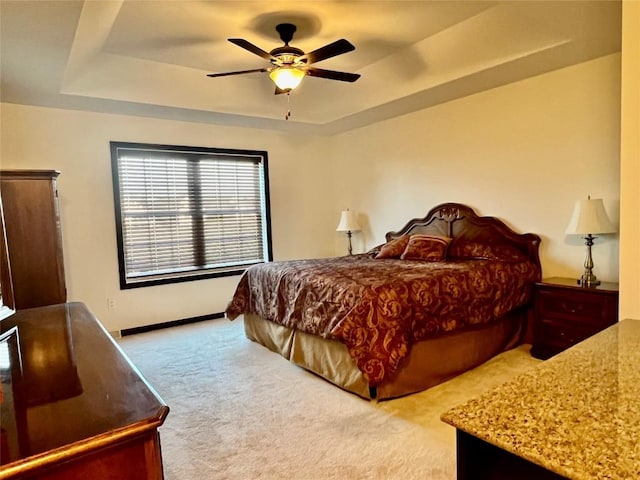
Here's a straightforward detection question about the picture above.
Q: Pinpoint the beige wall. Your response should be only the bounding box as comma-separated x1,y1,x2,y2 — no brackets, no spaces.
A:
330,54,622,284
0,53,624,332
619,0,640,320
0,106,335,331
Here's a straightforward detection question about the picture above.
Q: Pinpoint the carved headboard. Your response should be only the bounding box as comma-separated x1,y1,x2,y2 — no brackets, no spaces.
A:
385,203,541,273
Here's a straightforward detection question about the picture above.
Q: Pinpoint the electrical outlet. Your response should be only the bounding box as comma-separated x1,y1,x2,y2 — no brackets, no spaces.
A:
107,298,116,310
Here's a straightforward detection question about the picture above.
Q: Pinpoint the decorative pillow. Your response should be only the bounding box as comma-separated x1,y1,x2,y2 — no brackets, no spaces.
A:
400,234,451,261
375,235,410,259
448,241,527,262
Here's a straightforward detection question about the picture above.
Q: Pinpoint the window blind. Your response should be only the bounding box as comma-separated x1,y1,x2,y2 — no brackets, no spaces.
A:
111,143,271,288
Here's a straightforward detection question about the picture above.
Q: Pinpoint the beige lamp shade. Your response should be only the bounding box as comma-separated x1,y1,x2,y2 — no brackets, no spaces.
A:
565,198,615,235
336,210,361,232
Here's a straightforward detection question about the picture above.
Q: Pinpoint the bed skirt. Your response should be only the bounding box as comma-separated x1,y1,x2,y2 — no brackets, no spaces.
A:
243,311,526,400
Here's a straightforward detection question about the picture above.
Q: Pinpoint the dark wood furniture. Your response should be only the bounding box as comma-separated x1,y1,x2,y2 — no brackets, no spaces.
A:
385,203,542,270
455,430,566,479
0,302,169,479
531,276,619,359
0,195,15,319
0,170,66,310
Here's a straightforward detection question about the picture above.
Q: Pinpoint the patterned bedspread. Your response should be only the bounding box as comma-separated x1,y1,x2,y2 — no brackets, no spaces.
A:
225,255,540,386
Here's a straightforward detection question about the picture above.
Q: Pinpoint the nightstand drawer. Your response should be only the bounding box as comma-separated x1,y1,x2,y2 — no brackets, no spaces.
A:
537,290,613,326
537,318,595,350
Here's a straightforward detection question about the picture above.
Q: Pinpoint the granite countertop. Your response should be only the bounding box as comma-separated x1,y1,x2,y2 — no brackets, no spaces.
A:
441,318,640,480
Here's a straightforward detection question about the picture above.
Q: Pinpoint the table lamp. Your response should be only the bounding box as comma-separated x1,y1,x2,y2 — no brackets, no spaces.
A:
565,196,615,287
336,209,361,256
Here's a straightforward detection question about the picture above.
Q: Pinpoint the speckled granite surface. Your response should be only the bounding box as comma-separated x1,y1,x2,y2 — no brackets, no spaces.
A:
441,319,640,480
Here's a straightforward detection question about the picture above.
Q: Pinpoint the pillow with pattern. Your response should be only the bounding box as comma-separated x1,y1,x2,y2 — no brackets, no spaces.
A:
448,241,527,262
400,234,451,261
375,235,410,259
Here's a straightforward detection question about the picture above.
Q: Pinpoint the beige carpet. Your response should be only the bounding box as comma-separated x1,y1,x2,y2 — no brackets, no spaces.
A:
118,318,541,480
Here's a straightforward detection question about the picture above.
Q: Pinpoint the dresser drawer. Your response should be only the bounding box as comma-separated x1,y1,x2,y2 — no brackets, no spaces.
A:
536,290,615,326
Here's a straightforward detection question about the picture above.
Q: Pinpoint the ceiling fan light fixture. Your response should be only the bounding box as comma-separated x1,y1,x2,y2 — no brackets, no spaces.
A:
269,66,305,90
207,25,359,92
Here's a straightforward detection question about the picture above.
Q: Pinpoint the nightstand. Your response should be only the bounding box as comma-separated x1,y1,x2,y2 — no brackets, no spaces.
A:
531,277,619,359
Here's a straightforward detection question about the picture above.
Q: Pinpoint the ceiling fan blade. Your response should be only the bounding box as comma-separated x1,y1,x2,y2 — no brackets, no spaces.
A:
305,67,360,83
302,39,355,65
206,68,269,78
228,38,274,61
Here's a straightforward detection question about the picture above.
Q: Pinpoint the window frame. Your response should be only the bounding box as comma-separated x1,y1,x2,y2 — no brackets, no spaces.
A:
110,141,272,289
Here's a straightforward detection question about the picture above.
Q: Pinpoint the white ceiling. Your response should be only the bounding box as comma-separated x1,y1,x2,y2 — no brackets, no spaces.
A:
0,0,621,135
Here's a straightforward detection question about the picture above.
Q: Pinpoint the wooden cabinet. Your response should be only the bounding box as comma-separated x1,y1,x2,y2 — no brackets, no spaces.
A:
0,195,15,318
454,430,565,479
531,277,618,359
0,170,66,309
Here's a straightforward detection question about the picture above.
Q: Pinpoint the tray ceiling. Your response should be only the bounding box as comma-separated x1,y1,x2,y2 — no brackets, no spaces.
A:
0,1,621,135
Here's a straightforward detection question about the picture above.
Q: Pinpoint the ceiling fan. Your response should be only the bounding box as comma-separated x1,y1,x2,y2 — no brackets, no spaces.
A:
206,23,361,93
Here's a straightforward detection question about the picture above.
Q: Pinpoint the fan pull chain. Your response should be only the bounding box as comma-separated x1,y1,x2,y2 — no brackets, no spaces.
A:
285,92,291,120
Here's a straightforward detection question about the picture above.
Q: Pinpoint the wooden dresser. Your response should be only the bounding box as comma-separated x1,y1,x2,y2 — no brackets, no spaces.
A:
0,303,169,479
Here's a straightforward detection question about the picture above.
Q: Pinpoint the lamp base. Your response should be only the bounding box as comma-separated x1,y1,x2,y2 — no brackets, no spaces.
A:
577,273,600,288
577,234,600,288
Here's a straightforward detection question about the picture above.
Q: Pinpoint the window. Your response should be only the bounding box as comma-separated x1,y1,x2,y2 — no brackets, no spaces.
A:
110,142,272,289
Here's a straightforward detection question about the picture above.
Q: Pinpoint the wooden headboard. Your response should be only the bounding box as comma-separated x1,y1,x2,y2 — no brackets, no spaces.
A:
385,203,541,272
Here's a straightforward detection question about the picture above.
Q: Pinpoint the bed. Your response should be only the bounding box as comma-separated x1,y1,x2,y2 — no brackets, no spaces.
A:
225,203,541,400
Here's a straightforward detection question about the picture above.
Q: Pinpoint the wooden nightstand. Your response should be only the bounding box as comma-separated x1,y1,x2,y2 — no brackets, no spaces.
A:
531,277,619,359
